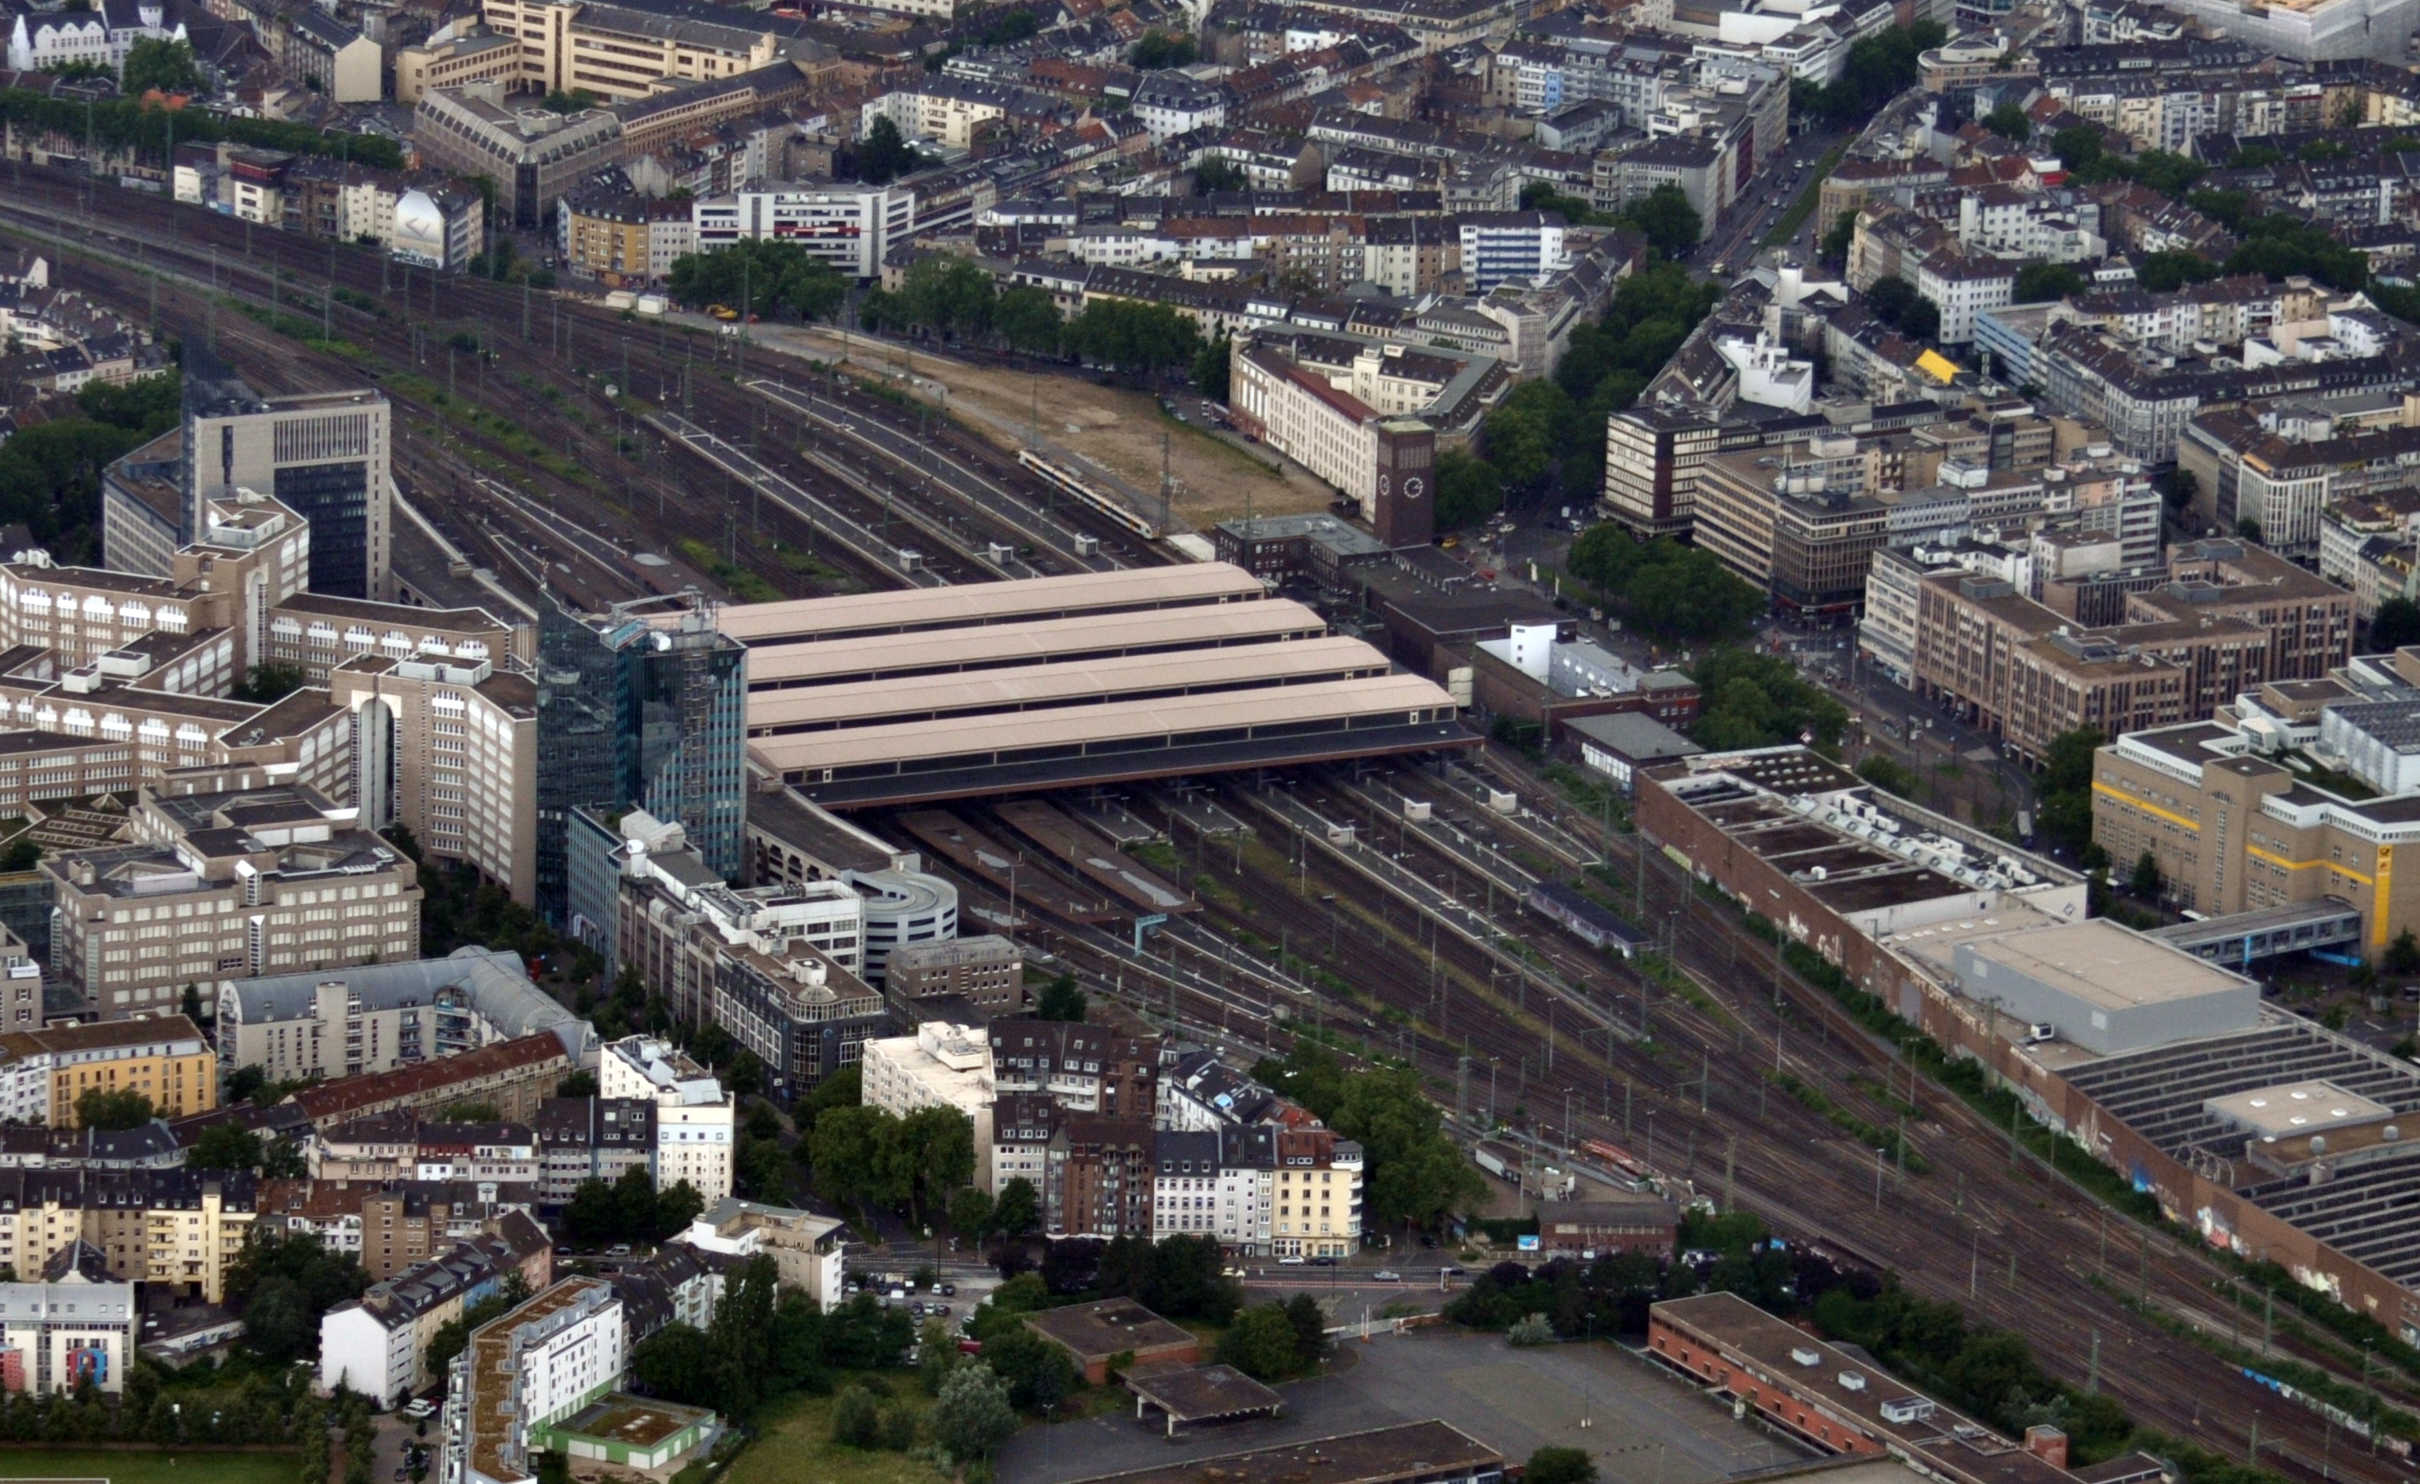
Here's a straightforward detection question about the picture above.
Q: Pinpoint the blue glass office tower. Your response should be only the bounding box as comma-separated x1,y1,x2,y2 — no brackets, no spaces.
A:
537,598,747,926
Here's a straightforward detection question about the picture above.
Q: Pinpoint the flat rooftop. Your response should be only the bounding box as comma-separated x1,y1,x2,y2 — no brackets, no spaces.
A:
704,564,1267,644
1025,1299,1198,1360
1124,1363,1282,1424
2206,1079,2393,1139
1956,918,2256,1015
1065,1421,1499,1484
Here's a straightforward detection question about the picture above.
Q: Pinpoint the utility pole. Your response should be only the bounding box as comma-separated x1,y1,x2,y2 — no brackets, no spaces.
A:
2087,1331,2100,1394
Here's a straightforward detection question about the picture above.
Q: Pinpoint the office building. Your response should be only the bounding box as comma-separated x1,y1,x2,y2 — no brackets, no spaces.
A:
47,785,421,1020
861,1021,991,1174
882,935,1020,1009
536,603,746,926
335,654,543,905
160,355,393,599
476,0,815,103
608,812,864,1018
1231,339,1436,546
674,1195,844,1308
215,948,581,1084
395,31,524,104
692,185,912,280
708,938,887,1101
413,88,625,230
0,1017,216,1127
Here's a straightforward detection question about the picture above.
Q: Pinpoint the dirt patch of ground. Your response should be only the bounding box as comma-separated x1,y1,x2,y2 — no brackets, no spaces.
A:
766,325,1326,529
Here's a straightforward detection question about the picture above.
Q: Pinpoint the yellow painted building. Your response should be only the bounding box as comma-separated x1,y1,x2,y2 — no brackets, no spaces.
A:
0,1014,218,1126
0,1171,256,1301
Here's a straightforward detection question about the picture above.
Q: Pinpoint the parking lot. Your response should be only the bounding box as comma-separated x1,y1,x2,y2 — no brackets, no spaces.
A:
992,1325,1809,1483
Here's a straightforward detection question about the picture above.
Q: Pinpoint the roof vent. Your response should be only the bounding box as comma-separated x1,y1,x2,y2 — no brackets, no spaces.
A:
1839,1371,1867,1391
1790,1347,1820,1366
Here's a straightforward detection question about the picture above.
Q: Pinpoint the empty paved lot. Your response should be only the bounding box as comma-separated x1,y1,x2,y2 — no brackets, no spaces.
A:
995,1327,1808,1483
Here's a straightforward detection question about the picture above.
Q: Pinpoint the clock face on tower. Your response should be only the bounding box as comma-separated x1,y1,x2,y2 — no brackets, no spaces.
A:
1378,474,1391,497
1402,476,1425,500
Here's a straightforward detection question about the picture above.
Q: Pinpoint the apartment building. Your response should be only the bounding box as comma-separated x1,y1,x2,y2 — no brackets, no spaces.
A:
48,785,421,1020
986,1019,1157,1118
673,1195,843,1308
0,1016,216,1127
0,1169,258,1302
319,1212,553,1406
1042,1114,1152,1239
0,924,40,1036
2035,322,2408,464
558,186,697,287
289,1034,578,1131
281,9,380,103
1147,1123,1363,1257
861,1020,991,1173
443,1278,627,1484
862,78,1068,151
532,1097,656,1202
258,1178,539,1281
599,1037,733,1203
216,948,579,1084
0,1262,136,1395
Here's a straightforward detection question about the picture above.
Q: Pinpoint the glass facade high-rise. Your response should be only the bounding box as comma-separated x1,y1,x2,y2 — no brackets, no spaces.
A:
536,598,747,926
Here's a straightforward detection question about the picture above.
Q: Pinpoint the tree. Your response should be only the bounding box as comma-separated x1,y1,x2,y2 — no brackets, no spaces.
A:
1434,449,1504,532
558,1069,598,1098
2013,262,2083,303
1820,209,1857,266
1527,1447,1599,1484
982,1328,1075,1411
1129,29,1198,68
1192,157,1247,195
2129,850,2163,900
225,1231,369,1365
2236,517,2264,543
1283,1294,1327,1369
1865,275,1916,327
1035,973,1087,1021
829,1385,882,1448
1217,1304,1302,1381
1618,183,1700,259
1855,754,1919,799
992,1176,1040,1237
633,1322,714,1403
192,1123,266,1173
75,1087,154,1130
564,1178,622,1246
1687,649,1848,753
1566,528,1763,640
900,1105,976,1224
2134,250,2220,292
948,1186,994,1240
811,1104,909,1212
857,116,923,185
0,838,35,871
995,283,1065,354
2388,930,2420,977
668,239,849,321
441,1100,502,1123
1981,101,2030,142
1192,331,1232,402
1900,299,1940,342
2157,465,2200,514
121,36,202,93
232,664,306,702
2036,726,2107,855
931,1360,1018,1462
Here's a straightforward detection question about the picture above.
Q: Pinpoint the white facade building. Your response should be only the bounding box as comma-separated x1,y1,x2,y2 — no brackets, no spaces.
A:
692,185,913,280
600,1036,735,1203
442,1280,625,1484
0,1265,135,1395
860,1022,994,1183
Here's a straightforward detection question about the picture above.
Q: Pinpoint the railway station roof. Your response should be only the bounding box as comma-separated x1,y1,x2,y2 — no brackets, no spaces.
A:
744,636,1384,734
741,600,1326,691
702,563,1268,644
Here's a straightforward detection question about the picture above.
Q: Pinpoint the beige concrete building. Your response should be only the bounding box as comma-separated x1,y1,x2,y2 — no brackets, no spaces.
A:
413,88,624,230
332,655,541,905
46,784,421,1019
265,594,530,684
395,31,523,104
215,947,579,1084
478,0,792,102
289,1033,576,1129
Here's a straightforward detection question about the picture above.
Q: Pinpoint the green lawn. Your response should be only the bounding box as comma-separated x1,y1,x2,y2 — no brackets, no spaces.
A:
721,1379,946,1484
0,1449,298,1484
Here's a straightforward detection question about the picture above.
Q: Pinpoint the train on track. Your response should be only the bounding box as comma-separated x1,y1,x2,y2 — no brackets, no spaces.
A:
1017,448,1162,543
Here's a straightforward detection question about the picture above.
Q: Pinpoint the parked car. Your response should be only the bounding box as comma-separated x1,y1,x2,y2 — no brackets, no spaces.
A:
1278,1255,1307,1266
1372,1270,1400,1282
940,1283,956,1296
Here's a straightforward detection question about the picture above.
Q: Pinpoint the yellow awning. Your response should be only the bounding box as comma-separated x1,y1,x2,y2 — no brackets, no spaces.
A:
1914,349,1961,383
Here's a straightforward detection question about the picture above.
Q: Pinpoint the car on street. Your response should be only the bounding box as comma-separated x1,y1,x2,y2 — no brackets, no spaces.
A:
1372,1270,1400,1281
1279,1255,1307,1265
940,1282,956,1296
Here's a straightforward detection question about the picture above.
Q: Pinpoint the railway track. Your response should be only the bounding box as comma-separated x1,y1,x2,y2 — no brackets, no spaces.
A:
0,166,1167,602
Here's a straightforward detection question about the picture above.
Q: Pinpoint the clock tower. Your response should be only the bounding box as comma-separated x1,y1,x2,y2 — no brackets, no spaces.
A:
1372,418,1436,549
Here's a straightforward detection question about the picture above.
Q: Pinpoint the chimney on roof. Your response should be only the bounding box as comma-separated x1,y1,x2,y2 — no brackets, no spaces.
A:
2025,1425,2069,1468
